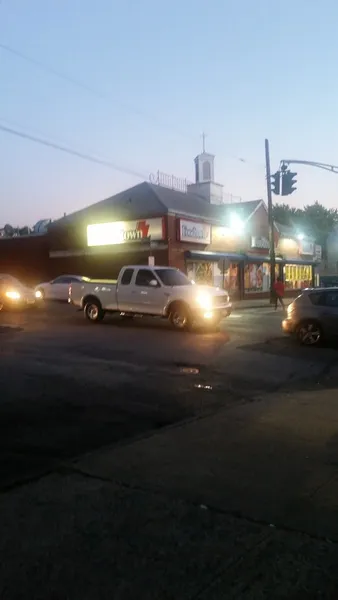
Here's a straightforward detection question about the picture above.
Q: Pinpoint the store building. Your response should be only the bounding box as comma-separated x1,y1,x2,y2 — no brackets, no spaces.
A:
0,147,321,298
47,174,221,280
182,200,320,297
47,149,275,298
274,223,320,292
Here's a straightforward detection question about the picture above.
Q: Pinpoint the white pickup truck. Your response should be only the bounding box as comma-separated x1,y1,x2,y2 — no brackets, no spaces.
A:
69,265,232,330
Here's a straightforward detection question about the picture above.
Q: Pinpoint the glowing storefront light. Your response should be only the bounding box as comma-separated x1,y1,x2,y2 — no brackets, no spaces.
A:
88,222,138,246
87,218,164,247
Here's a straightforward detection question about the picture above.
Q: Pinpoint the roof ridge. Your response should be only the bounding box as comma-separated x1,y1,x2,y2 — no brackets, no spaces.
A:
144,182,170,212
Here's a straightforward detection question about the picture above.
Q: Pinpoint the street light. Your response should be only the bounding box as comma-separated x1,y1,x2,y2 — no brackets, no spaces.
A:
297,233,304,240
229,214,245,233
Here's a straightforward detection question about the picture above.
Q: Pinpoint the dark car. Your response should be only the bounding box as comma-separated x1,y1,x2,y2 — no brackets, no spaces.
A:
282,287,338,346
0,274,42,311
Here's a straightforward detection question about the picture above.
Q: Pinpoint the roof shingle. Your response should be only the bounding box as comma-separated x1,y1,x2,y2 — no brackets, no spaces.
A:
50,181,263,227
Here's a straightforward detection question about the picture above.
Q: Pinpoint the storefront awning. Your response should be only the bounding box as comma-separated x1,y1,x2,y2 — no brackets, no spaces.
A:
185,250,245,262
282,258,316,266
246,254,283,263
185,250,316,266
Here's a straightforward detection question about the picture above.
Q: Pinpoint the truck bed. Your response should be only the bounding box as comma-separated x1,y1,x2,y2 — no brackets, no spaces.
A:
85,279,117,284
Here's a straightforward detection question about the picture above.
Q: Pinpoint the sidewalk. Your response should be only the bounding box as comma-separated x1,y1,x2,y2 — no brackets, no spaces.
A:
233,297,293,310
76,387,338,540
1,387,338,598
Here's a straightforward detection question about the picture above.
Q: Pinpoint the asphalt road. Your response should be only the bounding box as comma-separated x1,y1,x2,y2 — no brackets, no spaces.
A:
1,302,337,490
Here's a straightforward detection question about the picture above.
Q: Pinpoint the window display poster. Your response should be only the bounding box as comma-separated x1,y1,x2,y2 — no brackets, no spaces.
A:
244,263,264,292
194,262,213,285
223,264,239,292
284,264,312,289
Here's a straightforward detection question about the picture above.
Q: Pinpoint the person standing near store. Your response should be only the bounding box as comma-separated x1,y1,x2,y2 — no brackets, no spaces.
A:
273,277,285,310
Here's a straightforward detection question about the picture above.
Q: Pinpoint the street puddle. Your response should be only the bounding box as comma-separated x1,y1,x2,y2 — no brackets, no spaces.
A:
195,384,213,390
179,367,200,375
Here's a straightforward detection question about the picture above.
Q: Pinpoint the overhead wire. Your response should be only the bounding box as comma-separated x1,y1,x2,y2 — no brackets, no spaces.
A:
0,41,265,169
0,122,149,180
0,42,195,143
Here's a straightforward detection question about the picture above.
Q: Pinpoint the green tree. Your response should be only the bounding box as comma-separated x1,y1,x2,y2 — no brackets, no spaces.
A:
272,201,338,258
272,203,302,227
302,202,338,251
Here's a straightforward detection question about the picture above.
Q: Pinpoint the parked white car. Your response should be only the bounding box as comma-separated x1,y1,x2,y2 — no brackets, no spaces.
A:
35,275,89,301
69,265,232,330
0,274,43,310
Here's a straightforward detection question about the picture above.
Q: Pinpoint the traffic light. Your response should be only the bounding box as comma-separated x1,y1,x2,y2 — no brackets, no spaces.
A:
281,170,297,196
271,171,281,195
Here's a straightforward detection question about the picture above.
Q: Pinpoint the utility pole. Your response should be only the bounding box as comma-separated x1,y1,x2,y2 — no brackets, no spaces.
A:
265,139,276,302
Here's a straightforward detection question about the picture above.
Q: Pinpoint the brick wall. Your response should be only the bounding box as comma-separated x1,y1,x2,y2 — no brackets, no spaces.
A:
167,214,210,272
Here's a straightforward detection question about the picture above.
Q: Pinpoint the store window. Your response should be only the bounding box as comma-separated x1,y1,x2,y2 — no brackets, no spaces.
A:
284,264,312,290
218,262,239,293
187,262,213,285
186,261,239,292
244,263,279,294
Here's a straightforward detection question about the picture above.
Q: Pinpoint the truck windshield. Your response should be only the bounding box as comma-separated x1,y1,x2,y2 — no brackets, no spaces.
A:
157,269,192,287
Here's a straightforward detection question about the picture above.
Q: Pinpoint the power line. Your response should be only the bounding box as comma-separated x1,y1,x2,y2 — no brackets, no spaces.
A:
0,42,109,102
0,42,264,170
0,122,148,180
0,115,123,166
0,42,194,142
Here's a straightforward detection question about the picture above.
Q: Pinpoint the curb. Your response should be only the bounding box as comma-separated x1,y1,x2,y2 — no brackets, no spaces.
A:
233,304,273,311
233,302,292,311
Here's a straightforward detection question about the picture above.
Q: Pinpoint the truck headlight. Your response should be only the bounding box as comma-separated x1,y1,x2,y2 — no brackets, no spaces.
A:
35,290,43,299
5,290,21,300
196,293,212,310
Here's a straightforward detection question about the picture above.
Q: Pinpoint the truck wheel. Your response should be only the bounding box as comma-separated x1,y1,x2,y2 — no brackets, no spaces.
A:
84,300,104,322
170,304,192,331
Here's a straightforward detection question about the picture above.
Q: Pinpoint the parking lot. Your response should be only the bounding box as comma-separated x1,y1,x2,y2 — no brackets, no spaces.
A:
3,302,338,597
1,302,338,491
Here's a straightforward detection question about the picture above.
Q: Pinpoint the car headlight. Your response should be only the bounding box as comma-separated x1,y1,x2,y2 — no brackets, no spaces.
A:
35,290,43,299
196,293,212,310
5,290,21,300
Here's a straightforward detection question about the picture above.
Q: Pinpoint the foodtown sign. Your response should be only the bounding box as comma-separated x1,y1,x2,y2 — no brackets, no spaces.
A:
87,218,164,247
178,219,211,244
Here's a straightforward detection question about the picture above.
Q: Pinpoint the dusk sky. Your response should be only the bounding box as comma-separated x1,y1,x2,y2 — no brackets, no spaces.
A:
1,0,338,226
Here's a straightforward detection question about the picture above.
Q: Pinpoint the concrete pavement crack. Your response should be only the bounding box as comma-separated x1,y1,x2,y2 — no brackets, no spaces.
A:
189,534,272,600
56,464,338,546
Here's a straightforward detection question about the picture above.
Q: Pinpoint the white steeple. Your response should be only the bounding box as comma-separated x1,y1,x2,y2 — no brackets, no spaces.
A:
187,134,223,204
